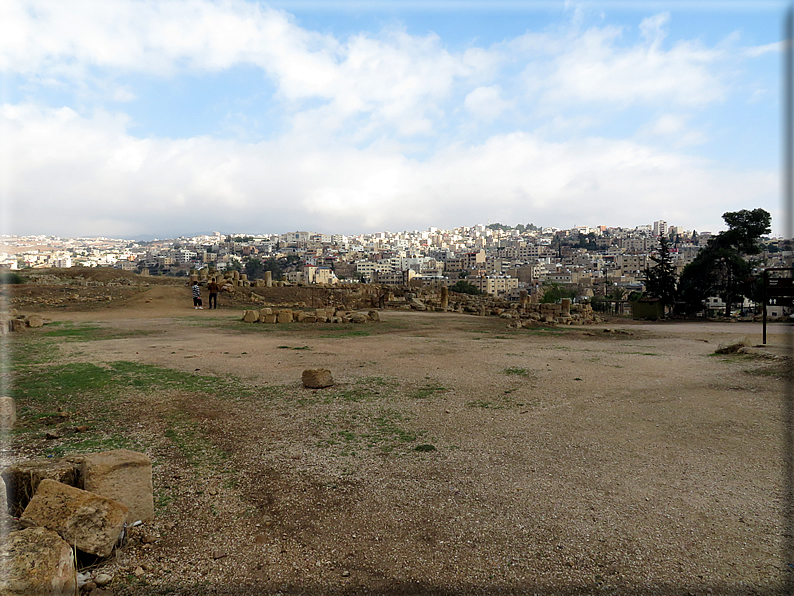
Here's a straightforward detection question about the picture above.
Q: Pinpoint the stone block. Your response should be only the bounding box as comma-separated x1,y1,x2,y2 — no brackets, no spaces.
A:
277,310,293,324
0,396,16,430
263,314,277,324
82,450,154,523
259,308,272,317
0,527,76,596
20,479,128,557
315,316,327,323
26,315,44,328
367,310,380,321
294,311,306,322
3,458,83,516
10,319,26,333
350,313,367,324
302,315,316,323
242,310,258,323
302,369,334,389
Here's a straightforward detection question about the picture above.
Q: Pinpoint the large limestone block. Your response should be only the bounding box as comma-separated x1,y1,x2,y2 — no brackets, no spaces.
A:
0,396,16,430
259,308,272,317
302,315,316,323
277,310,293,324
302,369,334,389
293,311,306,322
26,314,45,328
367,310,380,322
82,450,153,523
349,312,368,324
263,314,277,324
3,457,83,516
0,527,76,596
20,479,128,557
242,310,258,323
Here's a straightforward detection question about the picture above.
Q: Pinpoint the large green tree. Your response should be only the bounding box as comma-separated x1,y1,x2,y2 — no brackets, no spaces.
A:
643,236,678,311
679,208,771,315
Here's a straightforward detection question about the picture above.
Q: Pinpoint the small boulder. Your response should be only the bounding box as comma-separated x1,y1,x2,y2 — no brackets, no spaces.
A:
26,315,45,328
367,310,380,322
350,312,368,324
302,369,334,389
0,527,76,596
20,479,128,557
242,310,258,323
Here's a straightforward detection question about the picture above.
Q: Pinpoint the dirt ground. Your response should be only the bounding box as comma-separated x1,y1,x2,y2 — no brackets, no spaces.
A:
5,283,792,595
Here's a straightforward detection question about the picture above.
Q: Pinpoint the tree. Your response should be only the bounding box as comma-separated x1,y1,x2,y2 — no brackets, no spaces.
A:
679,208,771,315
243,257,264,280
450,280,481,295
540,283,576,303
643,236,677,311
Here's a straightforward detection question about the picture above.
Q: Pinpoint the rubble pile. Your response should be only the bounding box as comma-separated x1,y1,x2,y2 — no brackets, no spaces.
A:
241,307,381,324
0,311,49,334
0,398,155,595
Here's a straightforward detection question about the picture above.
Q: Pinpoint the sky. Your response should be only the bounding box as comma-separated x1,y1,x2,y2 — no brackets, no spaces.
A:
0,0,787,239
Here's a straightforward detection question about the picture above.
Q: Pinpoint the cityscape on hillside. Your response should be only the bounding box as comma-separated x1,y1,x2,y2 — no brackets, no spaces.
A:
1,218,788,314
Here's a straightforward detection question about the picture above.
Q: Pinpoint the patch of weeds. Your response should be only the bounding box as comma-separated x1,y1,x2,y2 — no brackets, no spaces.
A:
277,345,311,350
46,433,142,458
327,377,399,404
503,367,533,377
314,408,423,454
467,400,502,409
410,383,446,399
320,329,370,339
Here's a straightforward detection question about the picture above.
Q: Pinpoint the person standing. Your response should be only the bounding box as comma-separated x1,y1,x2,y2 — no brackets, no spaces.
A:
208,277,219,309
192,280,203,309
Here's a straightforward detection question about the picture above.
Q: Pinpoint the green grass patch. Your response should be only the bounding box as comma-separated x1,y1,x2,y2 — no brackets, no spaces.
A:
503,367,533,377
319,329,371,338
315,407,423,454
410,383,446,399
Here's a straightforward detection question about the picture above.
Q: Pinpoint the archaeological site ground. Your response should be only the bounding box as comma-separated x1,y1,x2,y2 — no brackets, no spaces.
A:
1,269,789,595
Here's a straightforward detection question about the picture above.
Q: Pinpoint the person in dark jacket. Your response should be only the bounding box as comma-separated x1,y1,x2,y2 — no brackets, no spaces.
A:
208,277,220,309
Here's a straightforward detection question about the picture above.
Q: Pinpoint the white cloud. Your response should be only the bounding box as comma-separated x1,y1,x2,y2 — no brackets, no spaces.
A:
1,104,775,237
464,85,513,121
519,15,727,109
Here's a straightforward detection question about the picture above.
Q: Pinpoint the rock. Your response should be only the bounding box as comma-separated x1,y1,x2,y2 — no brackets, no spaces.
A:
3,457,83,516
94,573,113,586
82,449,154,523
302,315,316,323
242,310,258,323
20,479,128,557
367,310,380,322
263,314,277,324
277,309,293,323
0,396,16,430
350,312,368,324
26,314,45,328
715,342,746,354
0,527,76,596
302,369,334,389
212,549,227,560
133,566,145,576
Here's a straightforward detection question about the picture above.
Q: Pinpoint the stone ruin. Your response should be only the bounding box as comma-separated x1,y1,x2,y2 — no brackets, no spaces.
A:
0,397,155,595
0,311,48,334
241,307,380,325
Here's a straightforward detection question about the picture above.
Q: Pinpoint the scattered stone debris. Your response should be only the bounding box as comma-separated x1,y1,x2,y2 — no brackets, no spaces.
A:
302,369,334,389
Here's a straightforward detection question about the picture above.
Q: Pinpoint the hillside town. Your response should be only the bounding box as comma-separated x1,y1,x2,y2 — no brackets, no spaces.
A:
1,218,789,314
